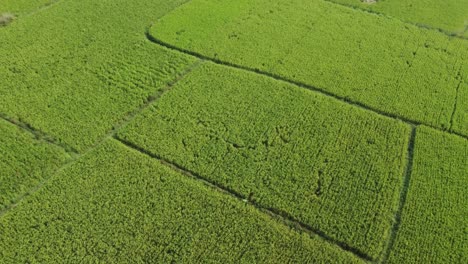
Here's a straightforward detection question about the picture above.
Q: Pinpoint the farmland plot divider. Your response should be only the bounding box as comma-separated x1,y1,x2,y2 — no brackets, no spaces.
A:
89,58,204,147
0,59,203,218
0,156,76,218
380,126,417,264
115,136,375,262
0,113,78,155
145,30,468,141
449,71,463,131
22,0,65,18
321,0,467,39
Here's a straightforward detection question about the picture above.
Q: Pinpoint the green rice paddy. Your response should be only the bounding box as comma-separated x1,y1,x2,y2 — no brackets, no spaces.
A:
1,0,466,263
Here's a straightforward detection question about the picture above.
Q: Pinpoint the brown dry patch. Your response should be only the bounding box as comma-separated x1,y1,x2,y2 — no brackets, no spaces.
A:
0,13,15,27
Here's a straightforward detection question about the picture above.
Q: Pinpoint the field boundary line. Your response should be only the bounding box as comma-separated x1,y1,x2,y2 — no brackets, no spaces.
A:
88,58,204,147
115,137,374,262
0,59,203,218
0,113,79,155
0,157,76,218
322,0,468,40
380,126,417,263
449,70,463,131
145,31,468,141
20,0,66,18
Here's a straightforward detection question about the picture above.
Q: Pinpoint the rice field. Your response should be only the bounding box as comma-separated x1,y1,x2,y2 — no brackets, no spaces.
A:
0,0,466,263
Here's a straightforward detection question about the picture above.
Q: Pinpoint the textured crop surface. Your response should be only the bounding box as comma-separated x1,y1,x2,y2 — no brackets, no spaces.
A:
0,118,69,210
451,62,468,136
1,0,466,262
0,0,57,16
0,139,363,264
388,126,467,263
150,0,468,135
328,0,468,37
118,62,411,259
0,0,196,152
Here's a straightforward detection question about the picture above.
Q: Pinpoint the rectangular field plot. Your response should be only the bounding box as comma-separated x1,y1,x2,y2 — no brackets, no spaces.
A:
0,139,363,263
150,0,467,136
328,0,468,37
0,118,69,210
388,126,467,263
0,0,196,152
117,62,411,259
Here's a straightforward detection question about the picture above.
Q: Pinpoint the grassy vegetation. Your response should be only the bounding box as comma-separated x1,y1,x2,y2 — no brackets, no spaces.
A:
451,62,467,136
0,0,465,262
0,0,56,17
150,0,467,135
0,139,363,263
0,118,69,210
388,126,467,263
118,62,411,259
0,0,196,152
328,0,468,37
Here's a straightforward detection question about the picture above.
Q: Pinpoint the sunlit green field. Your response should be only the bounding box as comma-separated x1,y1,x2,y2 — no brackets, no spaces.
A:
1,0,466,263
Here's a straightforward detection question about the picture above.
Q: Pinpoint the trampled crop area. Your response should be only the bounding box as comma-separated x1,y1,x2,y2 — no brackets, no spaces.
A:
0,0,466,263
